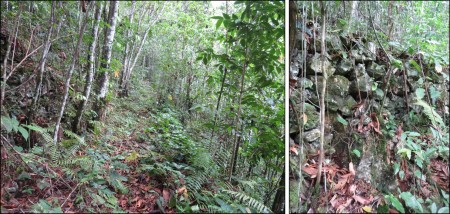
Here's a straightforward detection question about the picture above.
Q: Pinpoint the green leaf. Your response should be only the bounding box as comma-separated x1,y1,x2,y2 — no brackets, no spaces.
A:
23,124,45,132
394,163,400,175
372,82,378,91
18,172,31,180
429,86,441,104
407,132,421,137
409,59,422,71
352,149,361,158
13,146,23,152
389,194,405,213
415,88,426,100
191,204,199,212
1,116,13,132
215,19,223,29
37,179,51,190
430,203,437,213
211,16,223,20
391,59,403,69
438,207,449,213
398,148,412,160
400,192,423,213
336,115,348,126
18,126,29,141
399,170,405,180
414,99,444,127
376,88,384,97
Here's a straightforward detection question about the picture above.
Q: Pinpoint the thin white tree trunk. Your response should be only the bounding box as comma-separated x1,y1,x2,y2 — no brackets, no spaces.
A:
53,4,91,144
93,0,118,121
122,3,166,95
72,1,103,133
348,1,358,32
31,1,55,112
119,0,136,96
0,6,21,108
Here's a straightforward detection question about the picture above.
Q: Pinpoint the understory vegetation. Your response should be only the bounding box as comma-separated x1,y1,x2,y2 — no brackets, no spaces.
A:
289,1,449,213
1,1,284,213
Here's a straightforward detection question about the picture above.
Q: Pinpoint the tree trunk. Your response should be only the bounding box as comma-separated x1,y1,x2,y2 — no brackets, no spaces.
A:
315,0,327,190
121,3,166,97
289,1,297,63
72,1,103,133
119,0,135,97
29,1,56,121
186,70,193,114
53,3,91,144
271,169,285,213
347,1,358,32
228,46,249,181
0,4,21,109
93,0,118,121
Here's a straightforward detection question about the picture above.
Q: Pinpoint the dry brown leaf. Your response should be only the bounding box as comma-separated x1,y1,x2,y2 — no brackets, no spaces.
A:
388,208,400,213
302,113,308,124
349,184,357,195
353,195,371,205
330,194,339,208
337,198,353,213
396,123,403,139
177,186,187,195
136,199,143,208
370,113,382,134
442,165,449,176
334,173,351,190
163,188,170,205
349,162,356,176
302,166,317,177
290,146,298,155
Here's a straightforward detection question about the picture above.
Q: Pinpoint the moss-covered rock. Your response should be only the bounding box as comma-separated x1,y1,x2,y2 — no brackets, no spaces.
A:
307,53,335,77
303,103,319,131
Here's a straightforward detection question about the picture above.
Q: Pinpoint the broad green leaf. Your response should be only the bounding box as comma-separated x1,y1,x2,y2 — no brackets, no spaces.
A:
430,203,437,213
216,19,223,29
407,132,421,137
336,115,348,126
429,86,441,104
409,59,422,71
18,126,29,141
191,205,199,212
372,82,378,91
438,207,449,213
13,146,23,152
399,170,405,180
18,172,31,180
398,148,412,160
389,195,405,213
400,192,423,213
376,88,384,97
125,151,139,162
394,163,400,175
23,124,45,132
415,88,426,100
352,149,361,158
414,99,444,127
1,116,13,132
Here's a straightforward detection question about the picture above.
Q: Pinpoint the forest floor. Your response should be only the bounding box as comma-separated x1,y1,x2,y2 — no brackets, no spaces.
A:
1,81,202,213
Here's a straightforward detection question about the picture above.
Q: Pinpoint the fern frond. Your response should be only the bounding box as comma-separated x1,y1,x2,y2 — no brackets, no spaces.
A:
414,99,444,127
63,129,86,146
221,189,272,213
